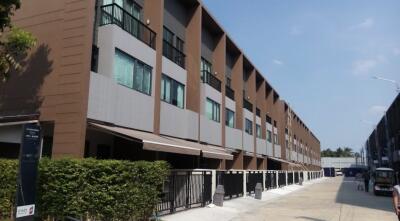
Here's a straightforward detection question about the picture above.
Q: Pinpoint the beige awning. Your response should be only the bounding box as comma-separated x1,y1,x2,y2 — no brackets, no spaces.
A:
89,123,201,156
167,137,233,160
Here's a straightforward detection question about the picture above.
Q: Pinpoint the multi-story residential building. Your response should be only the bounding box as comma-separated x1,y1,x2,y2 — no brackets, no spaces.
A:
365,93,400,172
0,0,321,170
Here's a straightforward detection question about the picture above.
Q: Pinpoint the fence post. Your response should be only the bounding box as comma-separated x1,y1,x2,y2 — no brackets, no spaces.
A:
275,171,279,188
263,170,266,191
285,171,288,186
243,170,247,197
212,170,216,199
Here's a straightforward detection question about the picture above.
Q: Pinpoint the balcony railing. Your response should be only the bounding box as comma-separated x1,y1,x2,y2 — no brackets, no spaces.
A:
202,70,221,92
256,108,261,117
100,4,156,49
225,86,235,100
163,40,185,68
243,98,253,112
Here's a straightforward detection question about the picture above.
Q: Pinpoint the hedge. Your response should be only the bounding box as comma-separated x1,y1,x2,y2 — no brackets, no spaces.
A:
0,160,18,220
0,158,169,221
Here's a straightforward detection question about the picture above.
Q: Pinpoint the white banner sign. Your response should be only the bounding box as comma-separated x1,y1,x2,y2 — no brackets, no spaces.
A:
16,204,35,218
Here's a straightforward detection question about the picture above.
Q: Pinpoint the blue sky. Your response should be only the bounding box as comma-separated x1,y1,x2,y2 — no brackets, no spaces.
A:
202,0,400,152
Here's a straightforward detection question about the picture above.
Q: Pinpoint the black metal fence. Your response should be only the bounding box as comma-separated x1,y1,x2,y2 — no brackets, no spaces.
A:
216,170,244,199
265,171,277,189
288,172,294,185
246,171,263,194
157,170,212,215
100,4,156,49
202,70,222,92
278,171,286,187
163,40,185,68
225,86,235,100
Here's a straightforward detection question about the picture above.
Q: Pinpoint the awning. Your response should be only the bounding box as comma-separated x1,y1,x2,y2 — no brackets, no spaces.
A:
89,123,200,156
167,137,233,160
89,122,233,160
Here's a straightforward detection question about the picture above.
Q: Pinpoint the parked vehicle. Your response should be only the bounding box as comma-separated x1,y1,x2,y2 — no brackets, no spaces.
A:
372,167,395,196
336,171,343,176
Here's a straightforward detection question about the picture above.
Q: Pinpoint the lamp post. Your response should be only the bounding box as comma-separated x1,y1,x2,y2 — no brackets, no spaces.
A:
372,76,400,93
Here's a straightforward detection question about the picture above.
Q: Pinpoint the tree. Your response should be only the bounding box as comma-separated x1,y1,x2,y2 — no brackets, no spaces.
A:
321,147,355,157
0,0,36,82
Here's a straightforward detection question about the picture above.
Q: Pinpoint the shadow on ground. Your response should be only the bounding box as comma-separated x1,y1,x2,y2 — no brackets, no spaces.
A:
295,216,326,221
335,177,393,213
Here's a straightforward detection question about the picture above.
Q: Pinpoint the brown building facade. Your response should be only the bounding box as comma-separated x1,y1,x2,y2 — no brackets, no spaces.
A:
0,0,321,170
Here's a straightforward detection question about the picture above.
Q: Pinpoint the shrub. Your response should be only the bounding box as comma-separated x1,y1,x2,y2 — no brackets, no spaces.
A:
0,160,18,220
0,158,169,221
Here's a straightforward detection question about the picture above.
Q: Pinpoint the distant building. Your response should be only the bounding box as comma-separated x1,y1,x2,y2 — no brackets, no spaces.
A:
322,157,365,169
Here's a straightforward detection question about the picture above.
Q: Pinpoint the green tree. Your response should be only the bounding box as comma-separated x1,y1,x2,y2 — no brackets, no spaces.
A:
0,0,36,82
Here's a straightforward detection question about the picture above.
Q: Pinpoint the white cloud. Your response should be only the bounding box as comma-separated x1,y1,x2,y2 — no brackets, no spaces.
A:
368,105,387,115
289,26,303,35
351,18,375,29
273,59,284,65
393,48,400,56
352,59,378,75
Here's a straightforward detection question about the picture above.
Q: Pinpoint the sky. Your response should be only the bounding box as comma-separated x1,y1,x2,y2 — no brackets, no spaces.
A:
202,0,400,152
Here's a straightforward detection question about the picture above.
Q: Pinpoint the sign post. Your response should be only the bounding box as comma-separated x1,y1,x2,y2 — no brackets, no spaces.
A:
15,123,41,221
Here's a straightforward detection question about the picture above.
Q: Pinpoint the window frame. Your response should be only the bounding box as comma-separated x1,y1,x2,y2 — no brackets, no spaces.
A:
114,48,152,96
206,98,220,122
256,124,262,138
225,108,235,128
267,130,272,142
161,74,185,109
245,118,253,135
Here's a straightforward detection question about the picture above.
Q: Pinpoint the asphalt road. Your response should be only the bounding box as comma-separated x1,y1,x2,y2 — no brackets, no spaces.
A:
231,176,396,221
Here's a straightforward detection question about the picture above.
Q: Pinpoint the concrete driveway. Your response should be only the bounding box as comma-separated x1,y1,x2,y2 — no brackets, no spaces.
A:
163,177,397,221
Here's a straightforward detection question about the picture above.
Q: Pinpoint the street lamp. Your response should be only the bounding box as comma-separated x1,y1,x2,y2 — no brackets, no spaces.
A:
372,76,400,93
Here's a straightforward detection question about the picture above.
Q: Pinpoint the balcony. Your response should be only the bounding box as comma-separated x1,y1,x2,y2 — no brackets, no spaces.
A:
100,3,156,49
202,70,221,92
225,86,235,100
243,98,253,112
256,108,261,117
163,40,185,68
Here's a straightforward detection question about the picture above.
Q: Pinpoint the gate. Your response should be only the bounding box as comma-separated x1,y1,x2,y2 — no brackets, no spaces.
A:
157,170,212,215
278,171,286,187
265,171,277,189
246,171,263,194
288,172,294,185
216,170,244,199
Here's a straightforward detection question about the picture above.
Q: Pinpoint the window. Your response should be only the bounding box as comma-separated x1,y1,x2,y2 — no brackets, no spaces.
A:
226,76,232,87
161,74,185,108
114,49,152,95
267,130,272,142
201,58,212,81
245,118,253,135
163,27,174,44
206,98,220,122
274,134,279,144
225,108,235,128
256,124,261,138
91,45,99,73
176,37,184,52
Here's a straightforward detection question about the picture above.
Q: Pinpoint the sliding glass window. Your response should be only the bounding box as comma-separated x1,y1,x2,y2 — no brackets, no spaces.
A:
225,108,235,128
245,118,253,135
161,74,185,108
114,49,152,95
267,130,272,142
206,98,220,122
256,124,262,138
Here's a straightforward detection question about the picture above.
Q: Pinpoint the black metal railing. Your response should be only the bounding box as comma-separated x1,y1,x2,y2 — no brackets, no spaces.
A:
157,171,212,215
201,70,221,92
246,171,263,194
163,40,185,68
216,171,244,199
278,171,286,187
288,172,294,185
265,171,277,189
100,4,156,49
243,98,253,112
225,86,235,100
294,172,299,184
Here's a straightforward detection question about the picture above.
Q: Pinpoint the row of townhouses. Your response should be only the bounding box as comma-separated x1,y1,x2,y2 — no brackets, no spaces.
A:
365,93,400,171
0,0,321,170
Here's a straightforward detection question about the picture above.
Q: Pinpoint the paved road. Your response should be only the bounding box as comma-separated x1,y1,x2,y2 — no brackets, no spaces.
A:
232,176,396,221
